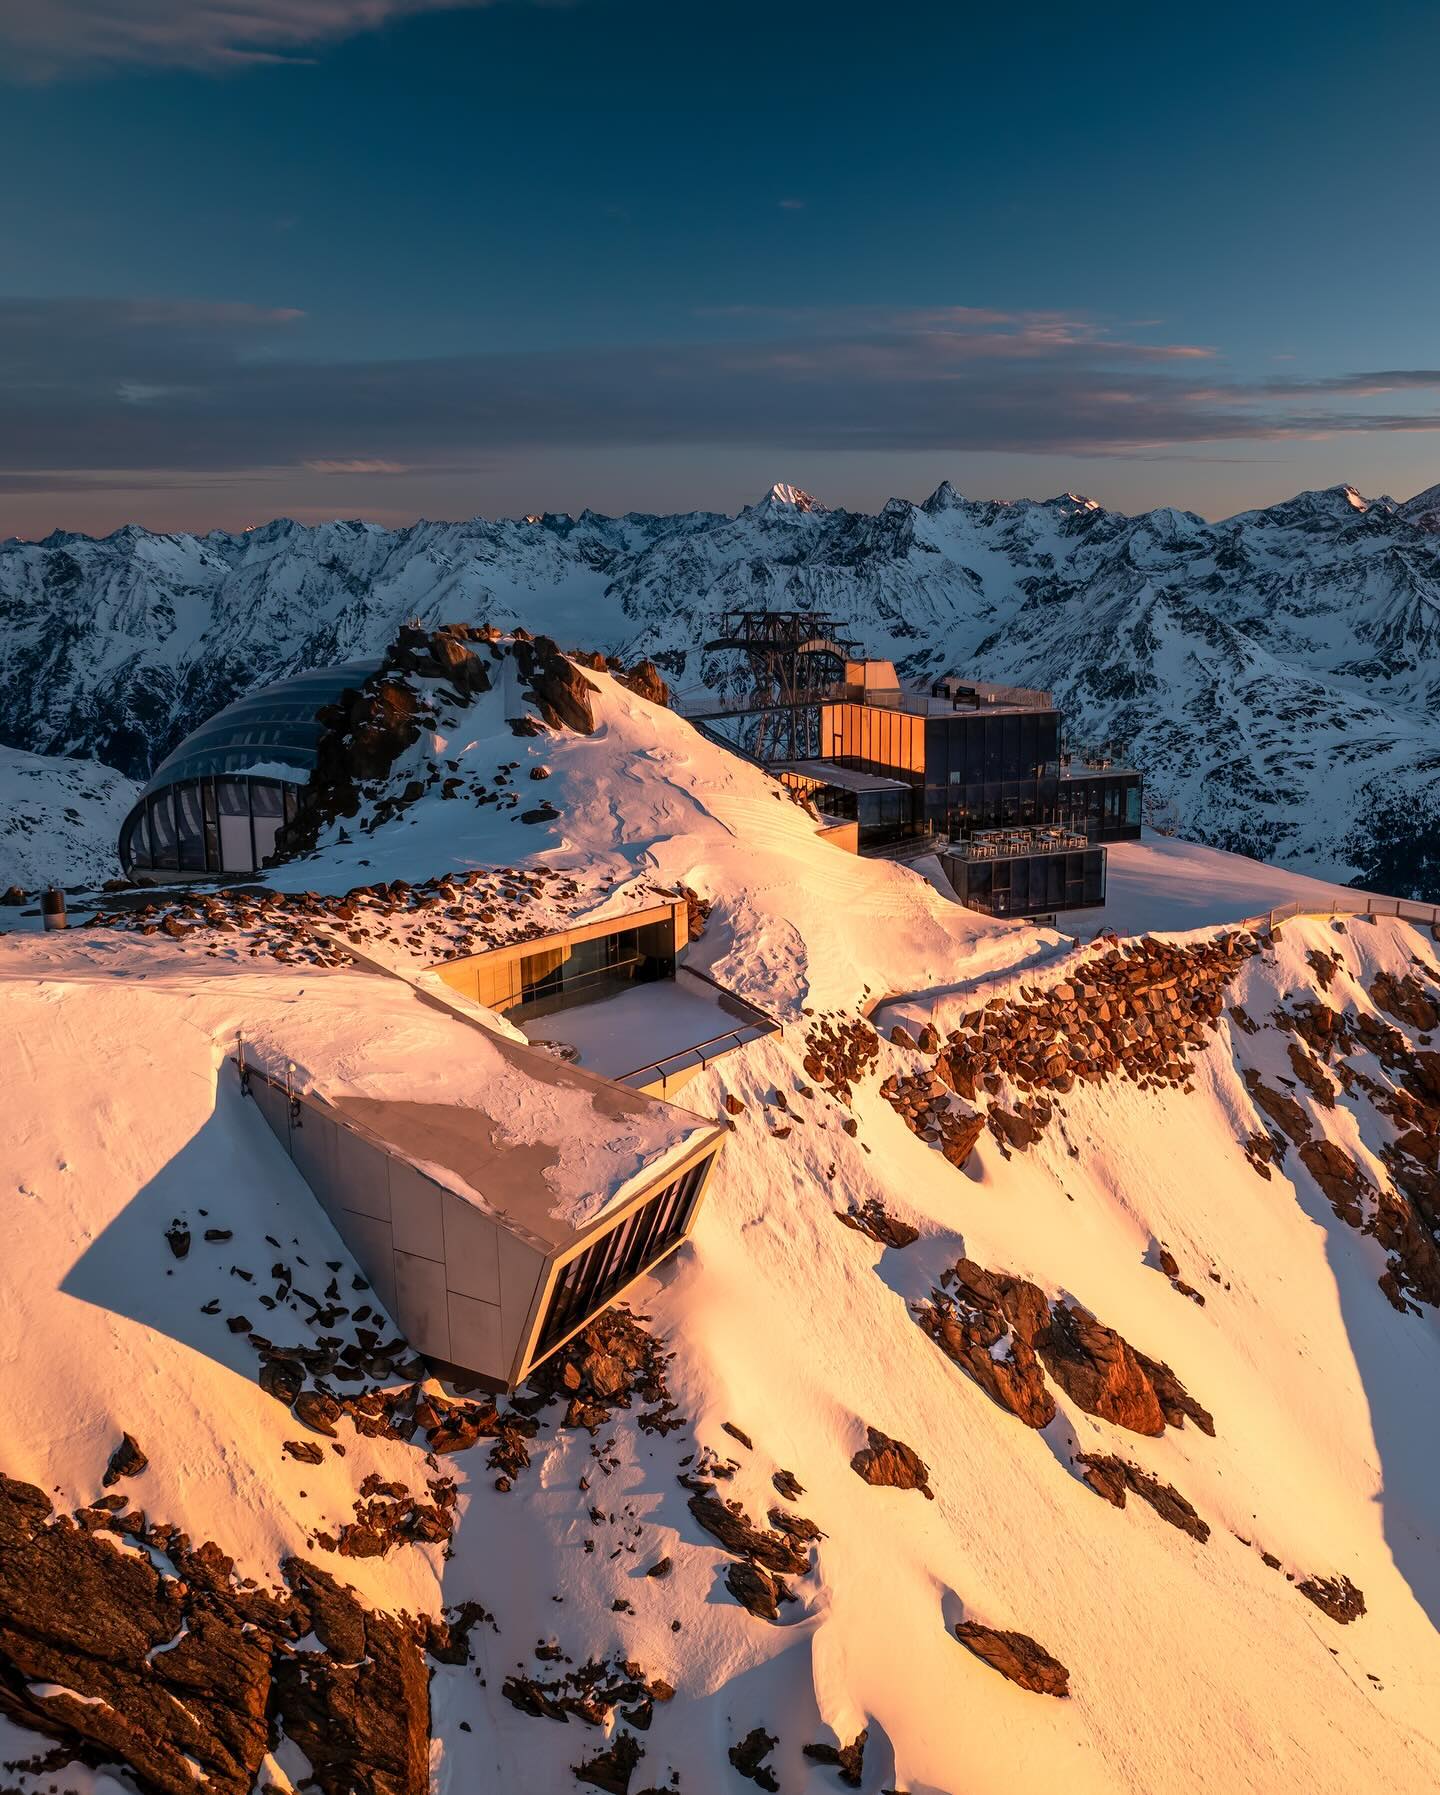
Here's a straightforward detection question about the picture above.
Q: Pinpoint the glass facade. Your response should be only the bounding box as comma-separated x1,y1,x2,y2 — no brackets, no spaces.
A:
510,926,676,1020
941,843,1107,918
535,1153,713,1358
816,701,1143,845
117,659,382,879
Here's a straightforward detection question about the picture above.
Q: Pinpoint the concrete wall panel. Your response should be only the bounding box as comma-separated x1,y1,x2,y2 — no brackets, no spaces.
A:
290,1108,338,1204
339,1212,398,1316
446,1291,503,1373
389,1159,446,1261
333,1125,391,1223
440,1196,501,1305
496,1229,547,1368
250,1076,291,1152
394,1249,452,1361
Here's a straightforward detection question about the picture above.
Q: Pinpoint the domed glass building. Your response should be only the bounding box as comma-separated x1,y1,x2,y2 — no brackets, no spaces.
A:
118,660,381,879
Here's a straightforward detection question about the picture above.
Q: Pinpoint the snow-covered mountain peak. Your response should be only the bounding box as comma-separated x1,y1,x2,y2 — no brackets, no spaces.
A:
1400,479,1440,531
749,480,825,515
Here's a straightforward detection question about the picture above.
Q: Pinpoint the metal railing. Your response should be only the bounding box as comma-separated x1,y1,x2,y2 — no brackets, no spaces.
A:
945,826,1091,861
1235,894,1440,936
613,964,783,1093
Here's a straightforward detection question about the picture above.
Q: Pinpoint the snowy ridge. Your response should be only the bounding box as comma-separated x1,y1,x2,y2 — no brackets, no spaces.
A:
1,662,1438,1794
0,745,137,890
3,478,1440,896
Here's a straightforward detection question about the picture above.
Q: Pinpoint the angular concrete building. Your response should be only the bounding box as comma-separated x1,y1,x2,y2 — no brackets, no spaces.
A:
238,1008,725,1391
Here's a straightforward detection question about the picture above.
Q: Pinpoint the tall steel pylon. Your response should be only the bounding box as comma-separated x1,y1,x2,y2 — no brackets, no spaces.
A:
702,609,858,761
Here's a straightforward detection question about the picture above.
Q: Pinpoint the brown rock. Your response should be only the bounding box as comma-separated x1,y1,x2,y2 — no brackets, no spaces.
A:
728,1727,780,1790
102,1433,148,1486
1297,1573,1366,1624
850,1426,933,1499
953,1621,1070,1697
803,1728,868,1786
1075,1453,1210,1542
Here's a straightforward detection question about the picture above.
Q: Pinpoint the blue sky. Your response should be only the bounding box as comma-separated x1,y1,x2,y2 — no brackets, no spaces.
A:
3,0,1439,535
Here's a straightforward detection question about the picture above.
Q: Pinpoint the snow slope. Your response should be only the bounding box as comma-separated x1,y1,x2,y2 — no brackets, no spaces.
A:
1,662,1438,1795
4,477,1440,896
0,746,136,891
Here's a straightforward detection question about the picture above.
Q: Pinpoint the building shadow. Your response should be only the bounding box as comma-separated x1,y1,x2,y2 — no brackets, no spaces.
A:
60,1071,356,1383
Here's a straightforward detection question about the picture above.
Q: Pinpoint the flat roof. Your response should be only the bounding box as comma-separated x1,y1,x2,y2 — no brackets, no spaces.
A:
778,759,913,793
242,974,719,1250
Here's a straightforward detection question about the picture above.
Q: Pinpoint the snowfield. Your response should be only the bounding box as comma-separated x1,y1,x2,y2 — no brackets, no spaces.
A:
1,660,1438,1795
0,745,136,891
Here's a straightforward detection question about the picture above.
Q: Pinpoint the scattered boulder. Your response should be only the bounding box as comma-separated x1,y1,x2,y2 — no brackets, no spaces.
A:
953,1621,1070,1697
728,1728,780,1791
803,1729,868,1787
834,1197,919,1249
850,1426,933,1499
102,1433,148,1486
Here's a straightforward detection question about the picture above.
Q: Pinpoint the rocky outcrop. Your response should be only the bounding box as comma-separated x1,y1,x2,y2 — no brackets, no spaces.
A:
728,1727,780,1791
0,1473,428,1795
1039,1302,1168,1436
803,1728,867,1786
803,1014,880,1105
1297,1574,1366,1624
834,1197,919,1248
1370,971,1440,1033
915,1258,1213,1438
1075,1454,1210,1542
914,1261,1055,1429
953,1622,1070,1697
850,1427,934,1499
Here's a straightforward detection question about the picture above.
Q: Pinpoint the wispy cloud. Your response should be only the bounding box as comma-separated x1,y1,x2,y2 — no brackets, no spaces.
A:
2,295,1438,500
0,0,508,80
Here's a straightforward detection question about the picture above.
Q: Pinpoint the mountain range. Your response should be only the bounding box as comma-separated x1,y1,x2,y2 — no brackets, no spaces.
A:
3,477,1438,896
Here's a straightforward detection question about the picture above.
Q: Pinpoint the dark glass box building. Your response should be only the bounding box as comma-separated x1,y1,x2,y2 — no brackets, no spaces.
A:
940,828,1107,920
814,677,1141,848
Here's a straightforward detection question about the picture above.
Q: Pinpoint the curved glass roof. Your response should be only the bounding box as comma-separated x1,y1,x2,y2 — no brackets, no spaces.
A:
141,659,383,797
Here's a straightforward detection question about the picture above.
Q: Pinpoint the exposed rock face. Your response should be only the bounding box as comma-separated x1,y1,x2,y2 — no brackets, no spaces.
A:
1237,960,1440,1310
616,659,670,708
1370,971,1440,1032
511,632,600,734
0,1473,428,1795
834,1197,919,1249
1039,1301,1168,1437
850,1426,934,1499
102,1432,148,1486
1242,1070,1313,1146
915,1258,1213,1437
953,1621,1070,1697
881,933,1260,1176
1297,1574,1367,1624
803,1728,868,1786
1075,1453,1211,1542
914,1260,1056,1429
728,1727,780,1791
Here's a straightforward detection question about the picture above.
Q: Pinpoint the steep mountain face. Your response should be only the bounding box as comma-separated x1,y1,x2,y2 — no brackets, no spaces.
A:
3,479,1439,895
2,656,1439,1795
0,747,136,891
